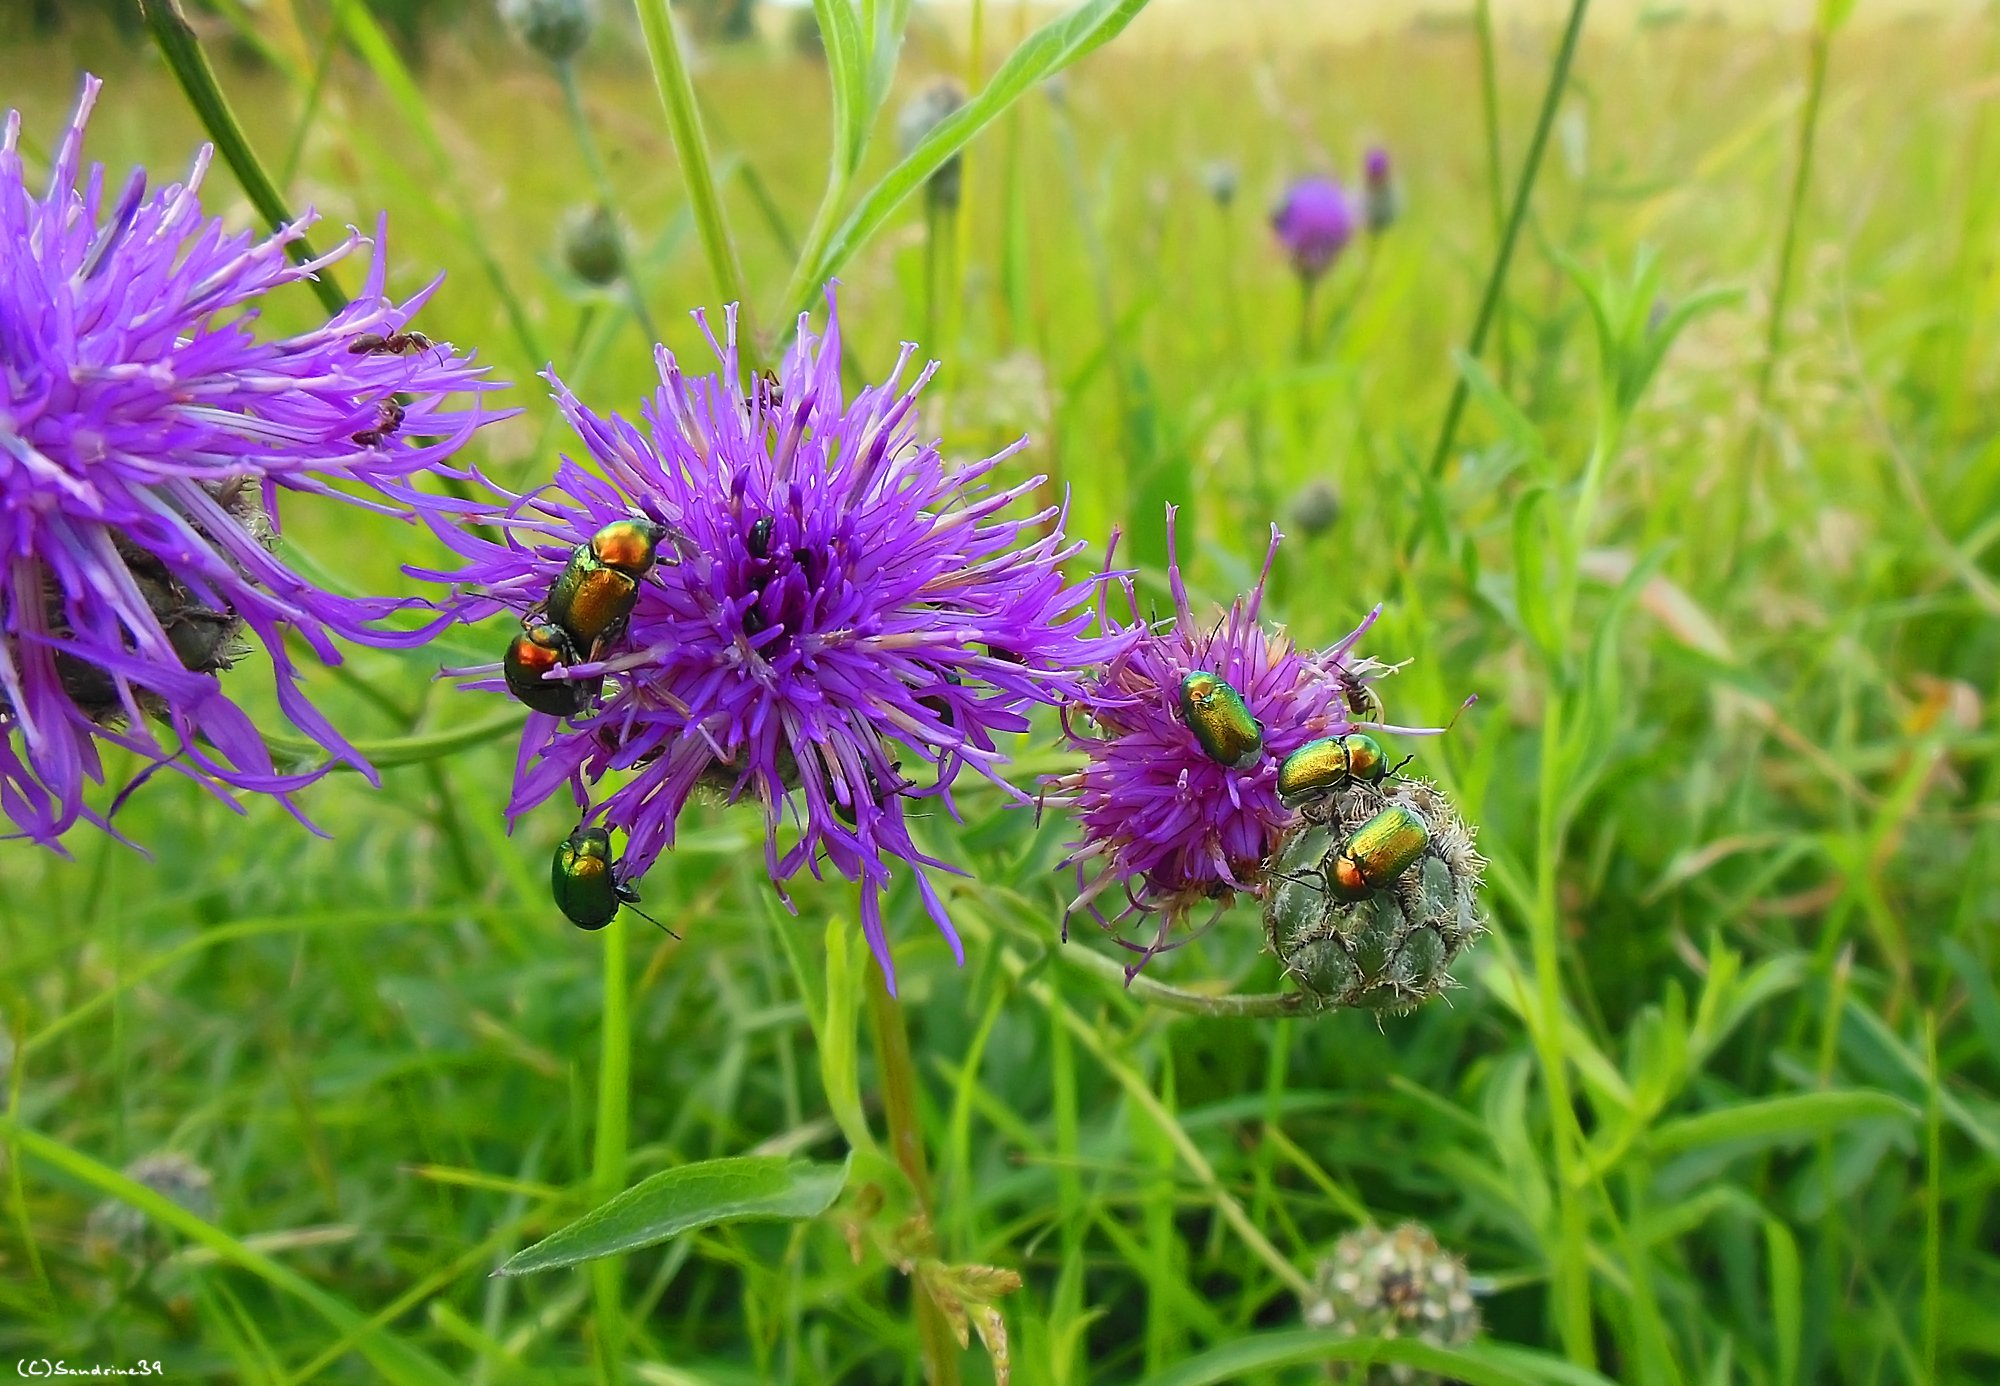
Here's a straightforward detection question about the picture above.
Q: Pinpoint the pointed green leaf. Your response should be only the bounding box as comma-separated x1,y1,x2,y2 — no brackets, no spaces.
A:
499,1154,852,1275
790,0,1153,316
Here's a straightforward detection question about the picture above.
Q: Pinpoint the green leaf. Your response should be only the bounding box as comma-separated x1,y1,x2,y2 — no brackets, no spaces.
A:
1765,1215,1803,1386
1143,1329,1616,1386
498,1154,852,1275
791,0,1154,316
813,0,869,173
1650,1090,1914,1158
821,916,880,1158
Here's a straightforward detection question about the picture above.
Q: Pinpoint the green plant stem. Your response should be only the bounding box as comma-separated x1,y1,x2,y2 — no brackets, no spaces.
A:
999,948,1319,1304
634,0,751,338
592,913,632,1384
1735,12,1833,563
1473,0,1513,388
1051,935,1308,1018
556,61,663,348
864,966,961,1386
1405,0,1589,561
139,0,345,315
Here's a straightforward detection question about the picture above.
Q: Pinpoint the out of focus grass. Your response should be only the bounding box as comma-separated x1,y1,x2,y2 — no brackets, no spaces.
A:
3,4,1999,1382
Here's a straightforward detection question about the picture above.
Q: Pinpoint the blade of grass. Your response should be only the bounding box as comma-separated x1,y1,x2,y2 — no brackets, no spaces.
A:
592,911,632,1383
634,0,750,332
1404,0,1590,562
1,1117,458,1386
782,0,1156,321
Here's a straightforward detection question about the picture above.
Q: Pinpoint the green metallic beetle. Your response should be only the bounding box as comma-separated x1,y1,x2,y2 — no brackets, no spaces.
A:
1326,803,1431,902
545,517,668,656
551,825,676,934
504,623,594,718
1178,670,1264,769
1276,733,1390,805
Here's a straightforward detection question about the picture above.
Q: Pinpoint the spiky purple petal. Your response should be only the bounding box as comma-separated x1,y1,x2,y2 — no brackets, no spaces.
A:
0,78,506,846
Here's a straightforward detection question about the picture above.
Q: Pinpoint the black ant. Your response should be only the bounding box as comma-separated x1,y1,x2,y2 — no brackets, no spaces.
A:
350,399,405,447
348,330,436,356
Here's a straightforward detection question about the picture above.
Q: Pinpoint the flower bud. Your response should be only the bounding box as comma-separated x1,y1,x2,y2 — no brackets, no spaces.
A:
1362,145,1399,234
559,202,623,287
500,0,596,64
1264,776,1484,1012
1202,159,1240,209
1291,479,1341,537
898,78,968,213
1301,1222,1482,1383
86,1152,216,1263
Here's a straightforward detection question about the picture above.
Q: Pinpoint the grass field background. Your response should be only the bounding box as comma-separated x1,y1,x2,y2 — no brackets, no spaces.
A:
3,1,1999,1381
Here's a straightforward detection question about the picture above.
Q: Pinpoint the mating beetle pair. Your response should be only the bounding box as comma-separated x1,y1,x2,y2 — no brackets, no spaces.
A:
502,517,669,718
1176,669,1427,902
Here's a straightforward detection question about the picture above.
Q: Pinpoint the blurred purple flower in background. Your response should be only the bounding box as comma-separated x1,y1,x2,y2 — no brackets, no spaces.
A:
0,78,502,847
1362,144,1399,233
1048,509,1386,977
415,295,1123,986
1270,174,1357,280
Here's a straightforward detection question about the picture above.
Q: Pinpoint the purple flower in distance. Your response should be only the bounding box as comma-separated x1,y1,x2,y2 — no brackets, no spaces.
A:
1,78,503,846
1270,175,1357,280
414,294,1123,987
1048,509,1397,978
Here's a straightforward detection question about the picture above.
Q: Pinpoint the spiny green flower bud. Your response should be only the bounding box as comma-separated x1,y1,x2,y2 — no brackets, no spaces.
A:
1264,776,1484,1012
86,1151,216,1263
898,77,968,212
500,0,596,64
559,202,623,287
1301,1222,1482,1383
1291,478,1341,538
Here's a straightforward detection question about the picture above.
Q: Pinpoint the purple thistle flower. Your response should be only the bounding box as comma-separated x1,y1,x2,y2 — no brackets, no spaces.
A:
1270,175,1357,281
1049,509,1398,978
0,78,504,847
412,293,1124,987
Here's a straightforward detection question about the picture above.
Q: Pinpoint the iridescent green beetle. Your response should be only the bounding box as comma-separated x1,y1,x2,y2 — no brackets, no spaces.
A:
551,825,676,935
1276,733,1390,806
504,623,593,718
1177,670,1264,769
545,517,668,655
1327,804,1431,902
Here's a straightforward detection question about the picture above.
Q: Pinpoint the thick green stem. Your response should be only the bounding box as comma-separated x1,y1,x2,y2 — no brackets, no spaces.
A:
1405,0,1590,560
592,914,632,1383
140,0,344,314
556,61,663,348
633,0,751,336
864,967,961,1386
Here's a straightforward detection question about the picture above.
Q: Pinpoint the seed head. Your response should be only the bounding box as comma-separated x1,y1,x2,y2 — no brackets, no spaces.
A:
1301,1222,1483,1383
500,0,596,63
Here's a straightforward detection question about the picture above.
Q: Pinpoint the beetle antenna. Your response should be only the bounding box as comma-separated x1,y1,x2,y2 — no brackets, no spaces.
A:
625,902,681,939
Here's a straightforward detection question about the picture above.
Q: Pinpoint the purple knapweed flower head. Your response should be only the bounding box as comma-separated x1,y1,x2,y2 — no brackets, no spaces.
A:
1270,175,1357,281
1362,145,1399,234
0,78,502,847
1048,509,1393,978
413,292,1123,987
